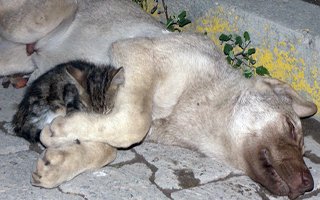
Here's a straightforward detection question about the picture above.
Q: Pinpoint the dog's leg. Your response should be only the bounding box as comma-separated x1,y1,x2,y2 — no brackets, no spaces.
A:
31,141,116,188
40,80,154,148
0,40,34,76
40,38,156,148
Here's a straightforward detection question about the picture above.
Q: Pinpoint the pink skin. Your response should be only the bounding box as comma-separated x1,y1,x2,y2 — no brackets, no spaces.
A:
26,43,37,56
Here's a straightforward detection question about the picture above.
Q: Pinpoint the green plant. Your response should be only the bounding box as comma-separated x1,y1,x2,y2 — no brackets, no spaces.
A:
150,0,191,32
219,32,270,78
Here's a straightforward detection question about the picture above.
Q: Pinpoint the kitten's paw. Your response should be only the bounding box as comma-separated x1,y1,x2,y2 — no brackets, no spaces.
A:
31,148,76,188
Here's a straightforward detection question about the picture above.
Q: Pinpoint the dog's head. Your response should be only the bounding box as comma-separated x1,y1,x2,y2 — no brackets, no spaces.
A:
231,77,317,199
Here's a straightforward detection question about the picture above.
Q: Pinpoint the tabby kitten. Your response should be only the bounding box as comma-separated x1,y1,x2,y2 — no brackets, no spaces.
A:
12,60,124,143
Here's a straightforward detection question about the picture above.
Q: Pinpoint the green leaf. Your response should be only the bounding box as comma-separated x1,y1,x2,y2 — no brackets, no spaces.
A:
235,36,243,47
219,34,231,42
166,17,175,30
228,50,235,59
178,18,191,27
256,66,270,76
166,25,175,32
178,10,187,20
226,56,232,64
243,69,253,78
244,31,250,42
223,43,233,55
249,58,256,65
247,48,256,55
243,54,249,60
232,64,239,68
235,59,242,67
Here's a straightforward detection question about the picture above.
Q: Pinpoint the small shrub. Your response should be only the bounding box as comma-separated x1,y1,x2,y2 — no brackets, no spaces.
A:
219,32,270,78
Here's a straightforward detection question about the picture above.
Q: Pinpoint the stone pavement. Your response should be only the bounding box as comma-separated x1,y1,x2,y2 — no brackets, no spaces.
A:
0,84,320,200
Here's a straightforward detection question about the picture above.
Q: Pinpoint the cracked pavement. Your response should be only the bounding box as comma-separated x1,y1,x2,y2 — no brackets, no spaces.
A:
1,83,320,200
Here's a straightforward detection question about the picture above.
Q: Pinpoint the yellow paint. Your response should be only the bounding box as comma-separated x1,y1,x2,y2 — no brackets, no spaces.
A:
255,45,320,106
195,7,238,46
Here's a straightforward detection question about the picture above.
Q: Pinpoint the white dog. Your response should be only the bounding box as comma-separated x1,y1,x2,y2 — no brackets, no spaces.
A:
0,0,317,199
0,0,163,78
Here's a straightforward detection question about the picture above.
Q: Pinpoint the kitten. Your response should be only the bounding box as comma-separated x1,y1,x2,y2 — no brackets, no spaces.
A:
12,60,124,143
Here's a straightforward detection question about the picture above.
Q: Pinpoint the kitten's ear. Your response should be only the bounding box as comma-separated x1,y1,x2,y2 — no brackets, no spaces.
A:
110,67,125,86
66,65,87,89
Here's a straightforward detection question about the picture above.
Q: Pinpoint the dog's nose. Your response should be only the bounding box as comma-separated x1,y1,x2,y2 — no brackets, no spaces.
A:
288,170,314,199
301,171,314,192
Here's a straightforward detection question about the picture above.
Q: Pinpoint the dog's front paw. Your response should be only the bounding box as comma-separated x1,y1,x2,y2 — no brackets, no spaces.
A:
40,115,87,147
31,148,76,188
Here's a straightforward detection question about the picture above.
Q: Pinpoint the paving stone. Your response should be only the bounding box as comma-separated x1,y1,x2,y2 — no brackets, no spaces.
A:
0,130,29,155
304,137,320,193
60,163,168,199
110,149,136,165
171,176,263,200
266,195,289,200
135,142,237,190
0,86,25,122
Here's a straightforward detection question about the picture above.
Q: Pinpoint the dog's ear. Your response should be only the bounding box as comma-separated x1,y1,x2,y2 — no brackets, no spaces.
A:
256,78,317,118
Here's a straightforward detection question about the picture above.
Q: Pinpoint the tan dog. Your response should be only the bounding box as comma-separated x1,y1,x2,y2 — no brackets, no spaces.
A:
0,1,317,199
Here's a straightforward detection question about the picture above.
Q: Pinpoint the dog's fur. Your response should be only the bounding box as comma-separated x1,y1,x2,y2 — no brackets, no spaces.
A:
0,0,163,78
0,0,317,199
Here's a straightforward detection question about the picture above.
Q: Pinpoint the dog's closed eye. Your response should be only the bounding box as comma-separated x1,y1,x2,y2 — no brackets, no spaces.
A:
260,148,272,167
286,118,296,141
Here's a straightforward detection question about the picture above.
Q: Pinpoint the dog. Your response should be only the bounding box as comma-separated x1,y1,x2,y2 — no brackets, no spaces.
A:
0,0,317,199
0,0,163,79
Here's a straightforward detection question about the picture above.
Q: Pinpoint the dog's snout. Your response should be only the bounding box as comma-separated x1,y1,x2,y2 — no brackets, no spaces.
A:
301,171,314,192
288,170,314,199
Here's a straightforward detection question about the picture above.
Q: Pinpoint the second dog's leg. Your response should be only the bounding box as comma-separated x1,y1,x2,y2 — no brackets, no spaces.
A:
32,141,116,188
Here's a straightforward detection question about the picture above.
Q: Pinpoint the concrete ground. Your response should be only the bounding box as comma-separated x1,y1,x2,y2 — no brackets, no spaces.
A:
1,80,320,200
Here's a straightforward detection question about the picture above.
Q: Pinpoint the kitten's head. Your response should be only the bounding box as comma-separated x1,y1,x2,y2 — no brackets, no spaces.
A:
66,62,124,114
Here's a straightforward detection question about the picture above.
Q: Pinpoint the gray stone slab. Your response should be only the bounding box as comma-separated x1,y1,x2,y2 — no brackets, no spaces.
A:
110,149,136,165
60,163,168,200
135,142,237,190
0,86,25,122
171,176,264,200
0,129,29,155
304,137,320,195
